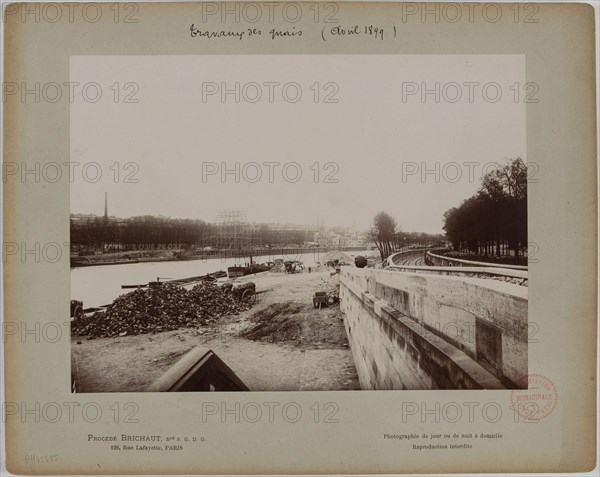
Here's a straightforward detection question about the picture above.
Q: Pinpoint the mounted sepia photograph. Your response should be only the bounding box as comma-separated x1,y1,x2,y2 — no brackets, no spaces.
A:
4,2,596,475
69,55,528,393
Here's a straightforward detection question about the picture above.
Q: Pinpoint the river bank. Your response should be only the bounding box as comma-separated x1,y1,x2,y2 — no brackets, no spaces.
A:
71,270,360,392
71,250,181,267
71,249,374,308
71,247,375,267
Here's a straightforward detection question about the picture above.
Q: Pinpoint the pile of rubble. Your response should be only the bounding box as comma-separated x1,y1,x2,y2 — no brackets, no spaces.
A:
71,282,254,338
315,276,340,303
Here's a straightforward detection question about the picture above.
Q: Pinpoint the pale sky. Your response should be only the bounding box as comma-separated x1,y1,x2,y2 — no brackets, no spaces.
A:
70,55,525,233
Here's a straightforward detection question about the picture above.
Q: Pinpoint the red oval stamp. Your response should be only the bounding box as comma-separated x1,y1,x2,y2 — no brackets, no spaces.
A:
510,374,557,421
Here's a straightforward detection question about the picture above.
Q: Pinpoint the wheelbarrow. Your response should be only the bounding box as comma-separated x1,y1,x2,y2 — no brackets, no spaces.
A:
313,292,328,309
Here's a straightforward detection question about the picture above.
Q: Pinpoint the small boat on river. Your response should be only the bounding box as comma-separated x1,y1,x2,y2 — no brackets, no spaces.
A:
121,270,227,289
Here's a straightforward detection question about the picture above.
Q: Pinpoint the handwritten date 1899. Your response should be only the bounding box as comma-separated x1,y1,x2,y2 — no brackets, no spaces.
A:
329,25,387,41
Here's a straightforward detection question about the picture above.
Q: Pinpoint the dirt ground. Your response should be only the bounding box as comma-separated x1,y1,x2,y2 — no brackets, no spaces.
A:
71,271,360,392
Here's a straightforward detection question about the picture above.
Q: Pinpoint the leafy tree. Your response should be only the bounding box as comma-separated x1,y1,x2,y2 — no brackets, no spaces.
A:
443,158,527,258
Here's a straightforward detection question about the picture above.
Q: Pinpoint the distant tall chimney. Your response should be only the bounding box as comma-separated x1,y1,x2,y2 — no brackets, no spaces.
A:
104,192,108,219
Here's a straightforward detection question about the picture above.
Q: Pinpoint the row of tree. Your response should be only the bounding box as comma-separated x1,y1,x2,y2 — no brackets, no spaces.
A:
443,158,527,257
71,215,346,251
366,158,527,262
70,216,213,250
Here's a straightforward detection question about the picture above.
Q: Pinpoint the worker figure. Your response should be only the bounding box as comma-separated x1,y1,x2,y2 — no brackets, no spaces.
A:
308,266,312,273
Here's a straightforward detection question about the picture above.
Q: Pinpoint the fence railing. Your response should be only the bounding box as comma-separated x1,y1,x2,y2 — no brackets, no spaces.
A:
386,250,528,284
426,251,528,270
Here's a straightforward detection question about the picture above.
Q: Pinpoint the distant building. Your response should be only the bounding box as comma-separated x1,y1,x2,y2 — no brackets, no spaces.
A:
312,231,365,248
69,213,98,224
340,233,366,248
314,231,341,248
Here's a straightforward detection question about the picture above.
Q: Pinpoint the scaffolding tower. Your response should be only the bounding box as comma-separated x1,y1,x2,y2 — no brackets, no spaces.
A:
215,209,255,250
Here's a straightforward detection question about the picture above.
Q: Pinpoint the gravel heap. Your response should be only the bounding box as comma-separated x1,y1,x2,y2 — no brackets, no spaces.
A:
315,275,340,303
71,282,253,338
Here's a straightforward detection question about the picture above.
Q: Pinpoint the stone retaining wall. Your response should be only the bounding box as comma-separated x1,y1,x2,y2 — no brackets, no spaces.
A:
339,267,527,390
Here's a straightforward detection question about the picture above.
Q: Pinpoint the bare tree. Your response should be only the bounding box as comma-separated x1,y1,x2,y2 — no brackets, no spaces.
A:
368,212,397,262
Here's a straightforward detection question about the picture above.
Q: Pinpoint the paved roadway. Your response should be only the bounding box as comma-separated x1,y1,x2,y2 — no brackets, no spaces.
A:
393,253,427,266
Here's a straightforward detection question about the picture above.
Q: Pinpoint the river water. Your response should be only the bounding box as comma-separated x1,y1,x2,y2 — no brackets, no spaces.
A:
71,249,373,308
